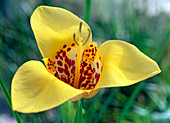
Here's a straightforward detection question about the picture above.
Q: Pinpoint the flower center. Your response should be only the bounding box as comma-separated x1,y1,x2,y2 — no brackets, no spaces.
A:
44,23,103,90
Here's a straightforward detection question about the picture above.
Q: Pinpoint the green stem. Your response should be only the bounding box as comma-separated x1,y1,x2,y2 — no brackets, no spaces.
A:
0,78,22,123
84,0,91,24
61,101,74,123
74,100,83,123
117,82,144,123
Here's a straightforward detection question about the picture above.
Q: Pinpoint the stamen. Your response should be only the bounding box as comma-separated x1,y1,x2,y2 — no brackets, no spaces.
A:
82,29,91,45
73,24,91,88
73,22,91,46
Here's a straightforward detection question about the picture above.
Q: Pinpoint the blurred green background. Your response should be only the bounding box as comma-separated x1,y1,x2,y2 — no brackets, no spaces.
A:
0,0,170,123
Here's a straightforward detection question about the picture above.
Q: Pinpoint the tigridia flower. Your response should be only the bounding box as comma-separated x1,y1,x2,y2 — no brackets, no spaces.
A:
11,6,161,113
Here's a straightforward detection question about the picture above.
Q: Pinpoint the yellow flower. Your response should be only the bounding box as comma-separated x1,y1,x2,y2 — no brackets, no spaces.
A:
11,6,161,113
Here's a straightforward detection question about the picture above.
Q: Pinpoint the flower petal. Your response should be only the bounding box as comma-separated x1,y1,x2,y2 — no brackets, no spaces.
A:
69,89,100,101
31,6,92,58
11,60,84,113
95,40,161,89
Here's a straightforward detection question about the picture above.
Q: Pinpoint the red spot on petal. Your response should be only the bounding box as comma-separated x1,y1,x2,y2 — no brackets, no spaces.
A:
57,60,63,66
84,70,88,76
81,83,87,88
82,61,87,66
71,60,75,66
86,80,91,83
86,54,89,57
95,73,98,79
88,73,92,76
95,47,97,51
55,56,58,59
54,72,58,77
93,68,95,73
63,44,67,48
80,76,86,83
71,66,75,74
92,48,94,52
90,44,93,47
87,76,91,79
58,67,63,73
64,70,70,77
96,62,99,69
65,57,69,65
67,48,71,52
68,59,72,67
80,69,84,73
96,74,100,82
64,64,68,70
57,53,60,57
60,56,63,60
71,43,75,47
60,50,63,53
63,51,66,57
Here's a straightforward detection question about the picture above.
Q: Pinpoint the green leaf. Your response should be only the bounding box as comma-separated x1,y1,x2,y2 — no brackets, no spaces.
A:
0,78,22,123
94,88,119,123
61,101,74,123
117,82,144,123
74,100,83,123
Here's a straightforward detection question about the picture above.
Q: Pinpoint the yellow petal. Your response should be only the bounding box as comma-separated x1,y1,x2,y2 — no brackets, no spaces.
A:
95,40,161,89
11,60,84,113
30,6,92,58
